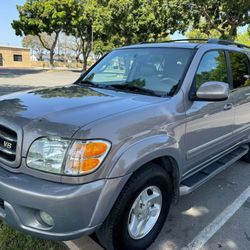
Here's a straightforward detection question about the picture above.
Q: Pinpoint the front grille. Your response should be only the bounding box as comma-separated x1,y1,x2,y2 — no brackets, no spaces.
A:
0,125,17,162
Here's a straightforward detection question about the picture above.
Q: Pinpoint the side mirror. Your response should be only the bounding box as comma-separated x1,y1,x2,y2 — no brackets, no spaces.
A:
196,81,229,101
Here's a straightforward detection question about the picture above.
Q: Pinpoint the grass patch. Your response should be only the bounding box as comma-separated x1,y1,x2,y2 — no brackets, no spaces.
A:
0,222,67,250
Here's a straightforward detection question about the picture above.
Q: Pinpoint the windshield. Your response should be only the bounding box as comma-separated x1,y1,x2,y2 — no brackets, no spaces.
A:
81,48,194,96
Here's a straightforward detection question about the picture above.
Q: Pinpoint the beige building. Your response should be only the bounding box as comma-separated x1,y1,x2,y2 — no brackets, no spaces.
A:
0,45,31,68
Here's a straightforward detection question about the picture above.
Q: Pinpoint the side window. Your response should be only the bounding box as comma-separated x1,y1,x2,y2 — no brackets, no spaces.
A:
229,51,250,89
195,50,228,89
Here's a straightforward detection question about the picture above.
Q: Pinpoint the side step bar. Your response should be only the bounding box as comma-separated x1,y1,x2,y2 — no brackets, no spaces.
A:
180,145,249,196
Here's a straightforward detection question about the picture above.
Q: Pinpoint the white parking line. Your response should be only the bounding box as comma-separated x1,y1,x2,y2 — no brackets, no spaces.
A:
182,185,250,250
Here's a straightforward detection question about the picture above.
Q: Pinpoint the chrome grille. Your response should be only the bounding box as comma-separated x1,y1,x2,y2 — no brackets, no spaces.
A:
0,125,17,162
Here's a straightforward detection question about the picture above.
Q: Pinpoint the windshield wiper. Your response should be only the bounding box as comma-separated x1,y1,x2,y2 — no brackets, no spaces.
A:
78,80,167,97
78,80,116,91
79,80,113,89
110,84,164,97
79,79,100,87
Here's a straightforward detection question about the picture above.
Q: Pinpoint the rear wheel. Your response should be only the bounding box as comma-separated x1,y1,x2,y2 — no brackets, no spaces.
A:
96,163,172,250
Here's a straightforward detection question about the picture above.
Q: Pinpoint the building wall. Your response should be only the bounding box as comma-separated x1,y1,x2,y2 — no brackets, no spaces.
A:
0,47,31,67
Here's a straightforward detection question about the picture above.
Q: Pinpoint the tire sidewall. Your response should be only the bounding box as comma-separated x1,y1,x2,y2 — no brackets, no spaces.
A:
113,168,172,250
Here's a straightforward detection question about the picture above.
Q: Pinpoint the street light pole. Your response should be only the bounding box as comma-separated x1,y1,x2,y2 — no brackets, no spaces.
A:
91,25,94,53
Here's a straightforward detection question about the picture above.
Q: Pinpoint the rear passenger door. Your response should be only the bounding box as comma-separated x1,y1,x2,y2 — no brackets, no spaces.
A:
229,51,250,141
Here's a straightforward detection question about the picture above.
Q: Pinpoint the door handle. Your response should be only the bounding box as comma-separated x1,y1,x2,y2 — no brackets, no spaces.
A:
224,103,233,111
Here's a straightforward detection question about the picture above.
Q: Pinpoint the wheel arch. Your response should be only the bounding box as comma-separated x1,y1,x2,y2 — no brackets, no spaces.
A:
89,154,181,228
108,136,182,203
90,136,182,227
149,155,180,203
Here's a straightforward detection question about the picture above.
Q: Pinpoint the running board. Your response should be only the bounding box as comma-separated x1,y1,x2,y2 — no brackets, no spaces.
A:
180,145,249,196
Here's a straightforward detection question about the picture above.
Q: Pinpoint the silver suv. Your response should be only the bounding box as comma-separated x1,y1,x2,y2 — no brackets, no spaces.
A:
0,39,250,250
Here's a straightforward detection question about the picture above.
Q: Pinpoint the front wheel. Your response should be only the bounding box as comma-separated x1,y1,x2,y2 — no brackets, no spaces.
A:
96,163,172,250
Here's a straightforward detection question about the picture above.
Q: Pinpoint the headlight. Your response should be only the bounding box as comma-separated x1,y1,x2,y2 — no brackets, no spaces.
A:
27,137,111,175
27,137,71,174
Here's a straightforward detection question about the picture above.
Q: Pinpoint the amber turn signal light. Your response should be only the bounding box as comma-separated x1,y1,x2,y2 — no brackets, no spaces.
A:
64,140,111,175
85,142,108,158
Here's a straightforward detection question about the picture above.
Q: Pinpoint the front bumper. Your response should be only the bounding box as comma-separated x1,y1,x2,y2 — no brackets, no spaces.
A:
0,166,106,241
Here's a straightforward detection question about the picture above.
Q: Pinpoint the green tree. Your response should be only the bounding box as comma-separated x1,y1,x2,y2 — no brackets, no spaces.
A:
64,0,99,70
190,0,250,40
100,0,190,46
185,28,221,39
93,40,114,58
12,0,73,66
236,31,250,47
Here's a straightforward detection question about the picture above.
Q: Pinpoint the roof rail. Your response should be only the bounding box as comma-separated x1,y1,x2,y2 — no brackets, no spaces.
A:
207,38,250,49
139,38,250,49
139,39,208,44
160,38,208,43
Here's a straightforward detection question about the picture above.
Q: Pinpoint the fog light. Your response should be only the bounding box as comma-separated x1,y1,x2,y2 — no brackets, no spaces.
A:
40,211,54,227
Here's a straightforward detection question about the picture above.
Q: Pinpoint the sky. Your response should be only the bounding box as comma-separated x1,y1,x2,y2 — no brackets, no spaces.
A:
0,1,184,47
0,1,248,47
0,0,24,46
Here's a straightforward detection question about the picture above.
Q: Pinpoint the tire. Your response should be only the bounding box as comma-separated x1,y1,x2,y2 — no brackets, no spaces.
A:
242,143,250,163
96,163,172,250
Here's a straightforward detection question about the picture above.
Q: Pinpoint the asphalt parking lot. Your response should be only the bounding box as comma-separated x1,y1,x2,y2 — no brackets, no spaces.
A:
0,67,81,87
1,68,250,250
65,161,250,250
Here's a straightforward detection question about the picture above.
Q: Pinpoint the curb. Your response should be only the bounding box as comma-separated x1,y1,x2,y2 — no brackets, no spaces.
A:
64,236,104,250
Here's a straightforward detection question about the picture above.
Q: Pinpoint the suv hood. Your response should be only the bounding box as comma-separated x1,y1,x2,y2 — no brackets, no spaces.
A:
0,85,163,134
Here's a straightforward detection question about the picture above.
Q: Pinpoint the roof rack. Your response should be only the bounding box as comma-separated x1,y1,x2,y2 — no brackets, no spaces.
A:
139,38,250,49
207,38,250,49
157,38,250,49
139,38,208,44
160,38,208,43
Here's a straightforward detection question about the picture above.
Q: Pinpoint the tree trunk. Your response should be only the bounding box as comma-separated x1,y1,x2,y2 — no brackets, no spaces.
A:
83,55,88,71
49,50,55,67
49,32,60,67
228,24,237,40
38,31,60,68
80,36,92,71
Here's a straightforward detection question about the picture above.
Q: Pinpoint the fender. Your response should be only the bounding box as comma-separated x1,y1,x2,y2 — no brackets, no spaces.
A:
89,173,131,227
89,135,182,226
108,134,182,178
